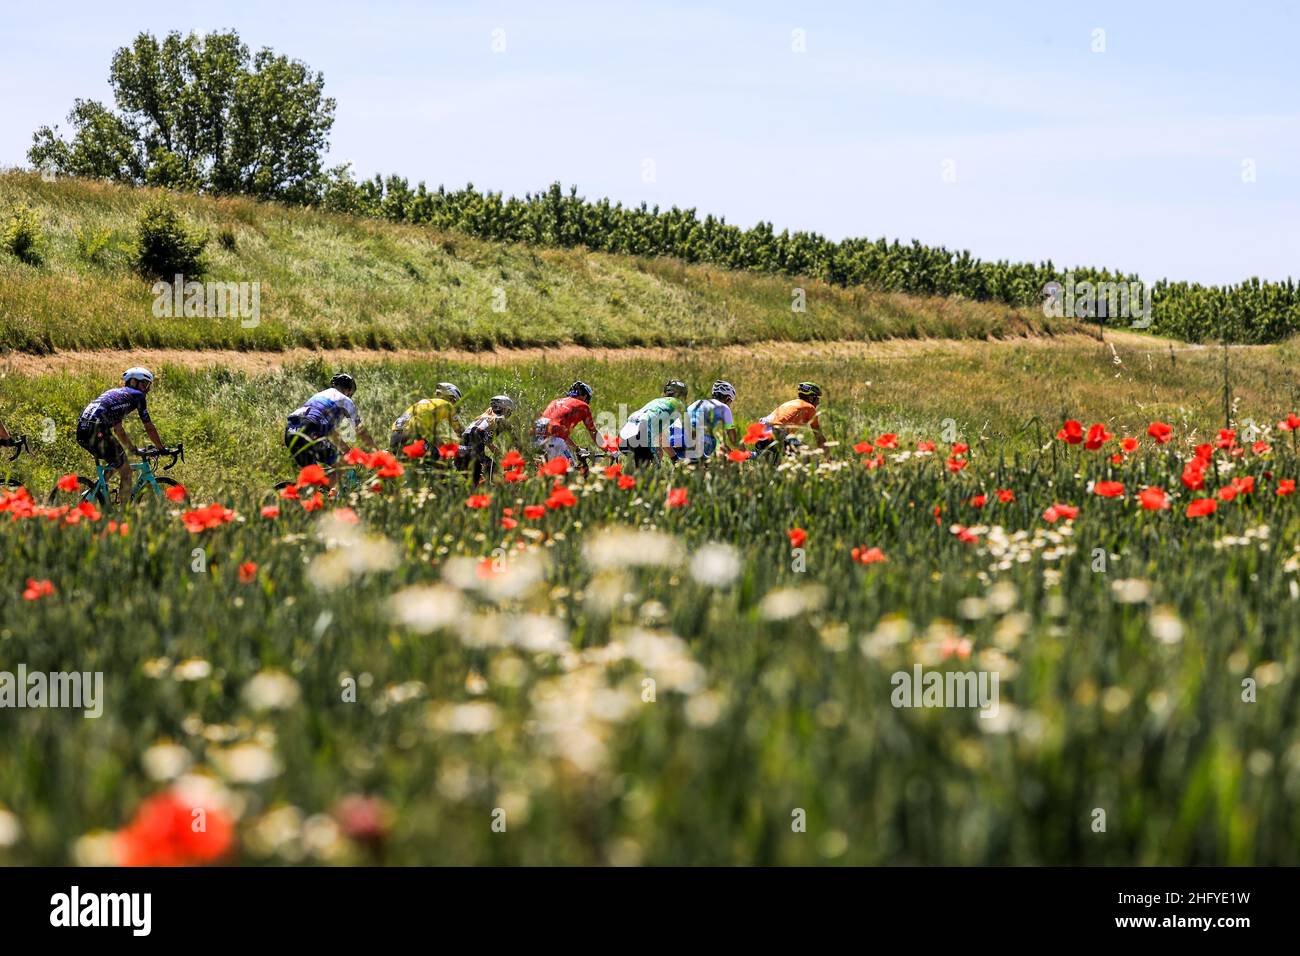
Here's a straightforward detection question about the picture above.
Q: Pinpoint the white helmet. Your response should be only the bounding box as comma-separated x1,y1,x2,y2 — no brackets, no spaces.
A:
436,382,462,403
711,380,736,403
489,395,514,417
123,367,154,390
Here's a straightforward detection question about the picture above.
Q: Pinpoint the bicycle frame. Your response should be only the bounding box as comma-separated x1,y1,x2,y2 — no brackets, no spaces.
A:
90,457,169,502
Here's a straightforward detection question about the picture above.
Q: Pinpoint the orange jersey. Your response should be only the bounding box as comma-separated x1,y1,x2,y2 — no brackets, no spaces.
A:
763,399,820,430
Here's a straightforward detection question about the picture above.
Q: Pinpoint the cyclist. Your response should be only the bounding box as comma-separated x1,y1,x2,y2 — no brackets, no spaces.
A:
284,373,377,483
456,394,515,485
754,382,826,457
618,380,688,467
534,381,600,464
668,380,741,463
390,382,463,454
75,368,169,503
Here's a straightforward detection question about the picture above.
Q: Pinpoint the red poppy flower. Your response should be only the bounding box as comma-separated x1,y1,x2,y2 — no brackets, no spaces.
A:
238,562,258,584
604,463,623,479
1137,486,1169,511
367,451,404,479
466,494,492,509
853,441,874,455
1186,497,1217,517
1084,423,1112,450
113,789,234,867
503,466,527,482
1252,441,1271,455
666,487,689,509
1180,463,1205,491
301,495,325,512
1216,486,1237,502
726,449,752,462
438,443,460,460
181,502,237,533
540,457,569,477
165,484,188,502
1042,503,1078,523
56,473,80,493
742,422,773,445
617,475,636,490
1215,429,1237,449
1120,437,1138,453
546,485,577,509
946,456,968,473
933,505,942,526
1231,476,1255,495
333,795,391,847
260,505,280,519
1093,481,1125,498
850,546,887,565
500,515,518,529
951,442,969,455
523,505,546,519
951,525,980,543
996,489,1015,503
1057,420,1084,444
402,439,427,459
343,447,371,467
1109,453,1124,465
875,434,898,450
22,578,55,601
968,494,986,508
501,450,526,469
299,464,331,487
1193,443,1214,463
1277,479,1296,496
599,434,621,454
787,528,807,548
1147,421,1173,444
1278,414,1300,432
863,455,886,470
916,440,936,453
279,483,301,500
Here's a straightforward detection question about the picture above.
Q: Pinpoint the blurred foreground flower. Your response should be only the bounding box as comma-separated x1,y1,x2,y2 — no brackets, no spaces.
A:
113,789,234,867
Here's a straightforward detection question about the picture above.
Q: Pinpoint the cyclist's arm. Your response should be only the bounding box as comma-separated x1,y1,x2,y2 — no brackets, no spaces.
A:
724,425,742,449
143,420,164,449
112,422,135,453
811,420,826,447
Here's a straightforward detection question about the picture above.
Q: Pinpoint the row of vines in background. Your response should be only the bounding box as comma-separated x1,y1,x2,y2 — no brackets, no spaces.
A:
317,175,1299,345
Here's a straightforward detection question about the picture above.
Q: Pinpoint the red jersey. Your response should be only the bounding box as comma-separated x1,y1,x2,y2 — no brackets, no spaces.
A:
536,397,597,440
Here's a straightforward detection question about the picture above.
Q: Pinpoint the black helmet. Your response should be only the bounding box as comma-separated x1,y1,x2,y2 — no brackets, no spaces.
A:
568,381,593,403
664,380,688,399
797,382,822,403
331,373,357,394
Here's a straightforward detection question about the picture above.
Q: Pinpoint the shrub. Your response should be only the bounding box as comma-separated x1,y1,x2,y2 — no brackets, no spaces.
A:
133,199,207,279
2,205,44,265
218,226,237,252
76,226,113,264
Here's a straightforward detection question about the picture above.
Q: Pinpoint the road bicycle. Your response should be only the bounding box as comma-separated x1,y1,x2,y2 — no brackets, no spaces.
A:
48,444,185,506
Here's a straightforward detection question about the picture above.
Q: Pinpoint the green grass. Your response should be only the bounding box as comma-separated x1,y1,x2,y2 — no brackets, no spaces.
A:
0,171,1065,354
1,338,1299,864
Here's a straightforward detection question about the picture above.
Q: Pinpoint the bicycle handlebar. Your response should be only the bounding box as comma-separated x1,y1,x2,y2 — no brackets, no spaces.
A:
136,443,185,469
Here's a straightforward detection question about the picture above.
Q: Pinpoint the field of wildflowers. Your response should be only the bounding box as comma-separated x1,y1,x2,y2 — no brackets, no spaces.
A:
3,358,1300,864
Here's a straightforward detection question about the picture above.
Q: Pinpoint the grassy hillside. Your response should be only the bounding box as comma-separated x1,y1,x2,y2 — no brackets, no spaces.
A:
0,171,1067,354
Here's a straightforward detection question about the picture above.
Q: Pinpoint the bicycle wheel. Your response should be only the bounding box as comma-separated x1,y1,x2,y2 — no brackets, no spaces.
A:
133,476,181,503
48,476,108,506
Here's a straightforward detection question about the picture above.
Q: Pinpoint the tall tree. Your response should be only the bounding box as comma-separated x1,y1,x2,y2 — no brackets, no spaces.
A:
29,30,335,203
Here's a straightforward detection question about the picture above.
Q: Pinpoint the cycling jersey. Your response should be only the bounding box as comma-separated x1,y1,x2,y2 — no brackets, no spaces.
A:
461,411,507,450
392,397,457,444
619,397,685,448
534,396,597,442
287,388,361,438
669,398,734,459
762,399,819,430
79,387,152,429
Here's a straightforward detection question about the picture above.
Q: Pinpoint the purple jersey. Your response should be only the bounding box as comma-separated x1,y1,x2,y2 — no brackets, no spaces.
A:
79,387,152,428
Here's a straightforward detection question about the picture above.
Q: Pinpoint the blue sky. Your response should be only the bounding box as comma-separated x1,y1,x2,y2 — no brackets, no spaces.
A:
3,0,1296,284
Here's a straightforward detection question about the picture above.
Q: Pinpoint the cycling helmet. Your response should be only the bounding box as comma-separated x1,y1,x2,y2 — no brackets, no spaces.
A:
796,382,822,403
568,381,594,403
489,395,515,417
664,380,688,399
435,382,462,403
123,367,154,391
711,380,736,403
331,373,357,394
